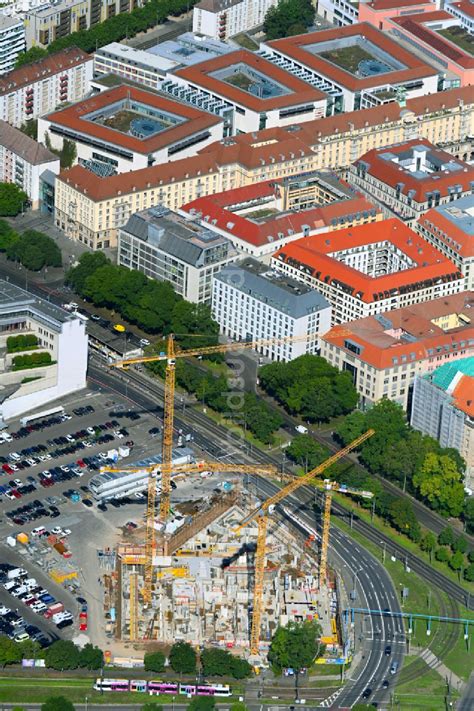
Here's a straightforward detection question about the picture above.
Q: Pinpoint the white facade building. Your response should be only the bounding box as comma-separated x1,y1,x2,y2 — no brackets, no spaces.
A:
193,0,278,40
212,258,332,361
118,207,238,304
317,0,358,27
0,281,88,423
0,47,93,128
0,120,59,209
0,16,25,75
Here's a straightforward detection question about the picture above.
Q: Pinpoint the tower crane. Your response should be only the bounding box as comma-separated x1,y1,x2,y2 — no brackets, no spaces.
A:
234,429,375,657
113,333,316,605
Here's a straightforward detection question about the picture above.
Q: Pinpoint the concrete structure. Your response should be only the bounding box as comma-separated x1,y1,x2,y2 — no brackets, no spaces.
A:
89,449,194,501
165,49,327,134
53,86,474,251
212,258,331,361
350,140,474,226
317,0,359,27
358,0,437,31
0,280,88,422
411,357,474,489
0,120,59,209
320,291,474,411
192,0,278,40
118,207,238,303
260,23,439,113
271,219,464,325
416,195,474,291
446,1,474,32
93,33,233,92
387,10,474,87
0,15,25,75
183,172,381,259
38,85,224,174
0,47,93,128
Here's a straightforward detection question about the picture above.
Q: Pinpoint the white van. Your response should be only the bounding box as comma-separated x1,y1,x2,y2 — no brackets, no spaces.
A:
295,425,308,435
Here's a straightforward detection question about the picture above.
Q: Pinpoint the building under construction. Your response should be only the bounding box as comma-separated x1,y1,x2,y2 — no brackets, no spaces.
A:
116,488,339,654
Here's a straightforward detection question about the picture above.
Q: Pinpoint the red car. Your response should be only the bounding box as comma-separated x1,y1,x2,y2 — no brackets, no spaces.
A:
76,459,86,468
11,489,22,499
2,464,12,474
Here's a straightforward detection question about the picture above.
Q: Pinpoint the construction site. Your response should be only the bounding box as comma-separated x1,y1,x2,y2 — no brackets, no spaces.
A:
101,335,373,662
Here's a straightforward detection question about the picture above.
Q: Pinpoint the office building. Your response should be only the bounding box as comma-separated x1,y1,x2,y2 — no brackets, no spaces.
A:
411,357,474,489
0,280,88,422
0,16,25,76
38,85,224,174
192,0,279,40
0,47,93,128
212,258,331,361
320,292,474,411
118,207,238,303
317,0,359,27
358,0,437,31
271,219,463,325
0,120,59,209
350,140,474,226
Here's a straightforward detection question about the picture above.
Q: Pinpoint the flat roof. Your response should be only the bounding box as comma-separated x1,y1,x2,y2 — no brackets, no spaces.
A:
272,218,461,304
0,280,81,328
44,84,222,155
147,32,233,66
266,23,436,92
95,43,180,74
322,292,474,369
175,49,326,111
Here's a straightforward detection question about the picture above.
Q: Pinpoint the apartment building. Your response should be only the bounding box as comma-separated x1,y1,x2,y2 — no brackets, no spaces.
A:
38,85,224,174
0,16,25,76
350,140,474,226
212,258,332,361
260,23,438,113
183,173,381,259
0,280,88,422
317,0,359,27
192,0,278,40
358,0,437,31
320,292,474,411
0,47,93,128
411,357,474,489
271,219,464,325
118,206,238,303
416,194,474,291
0,120,59,209
53,85,474,250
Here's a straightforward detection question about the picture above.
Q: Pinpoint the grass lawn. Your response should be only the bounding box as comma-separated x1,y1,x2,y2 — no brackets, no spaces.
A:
226,72,253,91
438,27,474,55
245,208,280,220
320,45,375,74
233,33,259,51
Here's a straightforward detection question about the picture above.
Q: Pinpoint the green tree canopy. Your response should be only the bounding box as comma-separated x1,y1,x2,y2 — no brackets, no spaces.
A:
187,697,215,711
200,648,252,679
41,697,75,711
464,498,474,535
420,532,436,560
449,550,465,572
0,183,28,216
413,453,465,517
169,641,196,674
264,0,315,40
452,536,468,554
141,704,164,711
438,527,455,546
15,46,48,67
268,620,324,672
78,643,103,669
7,229,61,271
45,640,80,670
144,651,166,672
465,562,474,582
286,434,329,471
0,220,19,252
0,635,22,667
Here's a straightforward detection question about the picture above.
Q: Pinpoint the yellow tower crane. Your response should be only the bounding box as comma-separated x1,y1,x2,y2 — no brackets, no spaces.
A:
113,333,316,605
129,572,138,641
234,429,375,657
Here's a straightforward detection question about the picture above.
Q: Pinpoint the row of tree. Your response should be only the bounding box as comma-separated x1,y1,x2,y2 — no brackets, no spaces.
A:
259,354,358,423
66,252,219,344
0,221,62,271
144,643,252,679
0,637,102,670
12,351,53,371
264,0,315,40
7,334,38,353
0,184,28,217
28,697,244,711
335,400,466,518
16,0,196,62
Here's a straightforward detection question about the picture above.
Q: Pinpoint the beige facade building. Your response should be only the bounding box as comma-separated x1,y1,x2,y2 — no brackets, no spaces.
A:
54,86,474,250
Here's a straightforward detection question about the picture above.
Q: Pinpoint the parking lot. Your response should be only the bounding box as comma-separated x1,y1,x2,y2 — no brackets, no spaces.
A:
0,387,225,651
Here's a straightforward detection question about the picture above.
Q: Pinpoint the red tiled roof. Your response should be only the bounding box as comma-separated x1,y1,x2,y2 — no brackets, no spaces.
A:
272,218,461,303
45,85,222,154
0,47,90,96
452,375,474,416
418,208,474,258
392,13,474,68
354,138,474,201
449,0,474,19
266,23,436,92
322,292,474,368
405,85,474,113
174,49,326,110
366,0,433,9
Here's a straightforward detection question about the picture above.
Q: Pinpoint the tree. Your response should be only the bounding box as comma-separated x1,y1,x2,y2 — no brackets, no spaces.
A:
438,527,455,547
452,536,468,554
200,648,252,679
15,46,48,67
435,547,450,563
0,635,21,667
413,453,465,517
7,229,61,271
230,656,253,679
264,0,315,40
19,119,38,140
0,220,19,252
287,435,328,471
0,183,28,216
464,563,474,582
268,620,324,672
187,698,215,711
169,641,196,674
41,698,75,711
141,705,164,711
144,651,166,672
463,497,474,534
60,139,77,169
78,643,103,669
387,498,421,542
420,532,436,561
66,251,110,294
45,640,80,670
449,550,465,574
